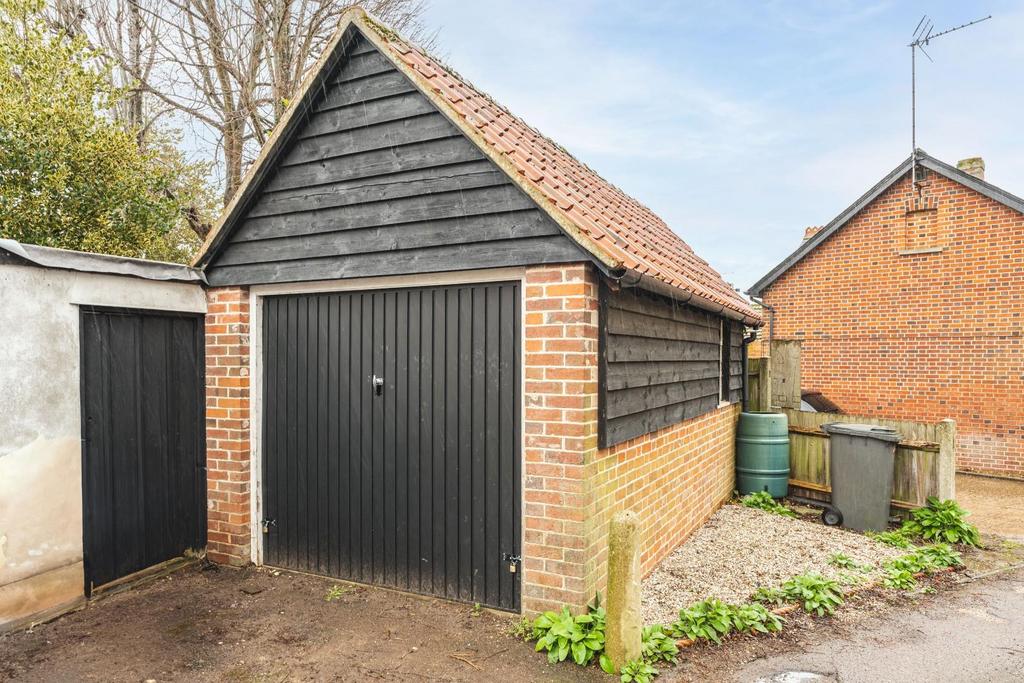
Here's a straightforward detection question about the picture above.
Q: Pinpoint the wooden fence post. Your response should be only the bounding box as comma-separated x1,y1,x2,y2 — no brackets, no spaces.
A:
604,510,641,671
937,419,957,501
753,357,771,412
769,340,801,409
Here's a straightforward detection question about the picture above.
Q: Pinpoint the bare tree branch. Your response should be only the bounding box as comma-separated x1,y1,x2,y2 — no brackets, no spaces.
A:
53,0,435,211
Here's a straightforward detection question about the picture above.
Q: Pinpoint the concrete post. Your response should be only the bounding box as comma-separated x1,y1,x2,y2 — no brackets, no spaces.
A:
937,419,957,501
604,510,641,670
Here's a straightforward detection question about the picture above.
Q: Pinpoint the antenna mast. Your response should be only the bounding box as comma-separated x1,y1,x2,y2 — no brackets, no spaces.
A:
909,14,992,189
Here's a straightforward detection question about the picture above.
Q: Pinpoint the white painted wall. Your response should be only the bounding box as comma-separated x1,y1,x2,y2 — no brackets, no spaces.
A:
0,264,205,630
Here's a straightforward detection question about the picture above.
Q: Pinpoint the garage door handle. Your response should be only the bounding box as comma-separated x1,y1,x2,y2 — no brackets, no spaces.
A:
372,374,384,396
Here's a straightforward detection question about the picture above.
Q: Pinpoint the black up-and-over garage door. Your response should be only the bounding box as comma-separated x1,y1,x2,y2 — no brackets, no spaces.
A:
261,282,521,611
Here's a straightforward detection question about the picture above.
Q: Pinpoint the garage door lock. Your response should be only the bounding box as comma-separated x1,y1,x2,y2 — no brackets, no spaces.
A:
502,552,521,573
372,374,384,396
261,518,277,533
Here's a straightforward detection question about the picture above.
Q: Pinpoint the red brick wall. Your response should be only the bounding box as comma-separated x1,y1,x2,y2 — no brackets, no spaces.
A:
521,264,601,614
204,287,252,565
586,403,738,591
761,172,1024,478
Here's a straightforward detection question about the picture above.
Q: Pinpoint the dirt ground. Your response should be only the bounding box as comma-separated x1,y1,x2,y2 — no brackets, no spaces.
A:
0,565,599,683
956,473,1024,540
1,568,978,683
3,525,1021,682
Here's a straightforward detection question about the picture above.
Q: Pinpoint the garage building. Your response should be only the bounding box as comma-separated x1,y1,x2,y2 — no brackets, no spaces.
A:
195,8,760,614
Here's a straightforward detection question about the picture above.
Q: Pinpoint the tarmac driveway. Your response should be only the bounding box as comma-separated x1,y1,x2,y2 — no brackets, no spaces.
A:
733,569,1024,683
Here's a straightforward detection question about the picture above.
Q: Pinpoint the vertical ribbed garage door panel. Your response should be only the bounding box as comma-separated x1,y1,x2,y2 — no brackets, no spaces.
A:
80,308,205,593
262,283,520,610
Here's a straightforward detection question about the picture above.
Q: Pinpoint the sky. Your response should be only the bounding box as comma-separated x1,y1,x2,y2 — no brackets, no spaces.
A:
417,0,1024,291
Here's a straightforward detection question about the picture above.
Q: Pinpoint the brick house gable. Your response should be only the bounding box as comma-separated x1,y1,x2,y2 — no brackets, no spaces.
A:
753,154,1024,478
749,151,1024,296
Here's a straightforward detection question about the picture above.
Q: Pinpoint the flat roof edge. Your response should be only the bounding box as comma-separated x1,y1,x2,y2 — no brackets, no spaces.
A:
0,239,206,284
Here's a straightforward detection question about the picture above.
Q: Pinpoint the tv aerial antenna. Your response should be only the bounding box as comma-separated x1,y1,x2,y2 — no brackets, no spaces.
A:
909,14,992,189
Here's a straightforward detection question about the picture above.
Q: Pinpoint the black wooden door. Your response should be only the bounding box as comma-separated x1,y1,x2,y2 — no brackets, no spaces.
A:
262,283,521,610
80,308,206,594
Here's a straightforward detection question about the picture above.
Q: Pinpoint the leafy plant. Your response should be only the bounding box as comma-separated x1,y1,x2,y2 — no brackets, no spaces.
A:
887,554,930,574
324,584,349,601
837,572,866,587
619,658,659,683
731,603,784,634
828,553,869,572
641,625,679,664
670,598,735,644
882,565,917,590
901,497,980,547
867,529,915,549
779,573,844,616
750,586,787,606
829,553,855,569
881,543,963,591
531,606,606,666
915,543,963,568
471,602,482,617
509,617,532,641
740,491,798,518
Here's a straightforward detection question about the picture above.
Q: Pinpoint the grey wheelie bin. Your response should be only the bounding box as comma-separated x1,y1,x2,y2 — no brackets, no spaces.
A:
821,423,901,532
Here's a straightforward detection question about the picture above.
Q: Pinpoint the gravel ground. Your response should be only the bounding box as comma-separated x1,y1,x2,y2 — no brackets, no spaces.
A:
642,504,904,625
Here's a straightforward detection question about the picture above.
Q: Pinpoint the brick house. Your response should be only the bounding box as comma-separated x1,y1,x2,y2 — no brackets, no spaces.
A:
193,9,760,615
749,151,1024,479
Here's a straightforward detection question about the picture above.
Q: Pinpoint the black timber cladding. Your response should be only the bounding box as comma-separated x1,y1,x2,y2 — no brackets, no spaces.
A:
599,284,743,448
728,321,743,405
261,283,521,611
79,307,206,594
204,27,585,287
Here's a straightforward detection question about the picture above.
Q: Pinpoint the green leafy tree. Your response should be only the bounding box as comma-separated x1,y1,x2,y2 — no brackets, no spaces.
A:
0,0,208,262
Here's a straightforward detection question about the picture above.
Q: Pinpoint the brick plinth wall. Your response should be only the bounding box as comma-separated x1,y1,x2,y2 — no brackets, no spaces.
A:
205,287,253,565
759,172,1024,479
585,403,738,593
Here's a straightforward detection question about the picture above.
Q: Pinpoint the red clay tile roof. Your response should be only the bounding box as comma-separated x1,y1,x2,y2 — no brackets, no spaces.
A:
368,21,758,322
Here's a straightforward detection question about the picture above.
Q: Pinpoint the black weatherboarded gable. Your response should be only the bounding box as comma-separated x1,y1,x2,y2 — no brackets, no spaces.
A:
203,27,584,286
599,285,743,447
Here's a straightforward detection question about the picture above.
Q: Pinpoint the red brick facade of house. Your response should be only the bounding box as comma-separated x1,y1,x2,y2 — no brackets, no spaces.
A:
759,171,1024,478
204,263,739,613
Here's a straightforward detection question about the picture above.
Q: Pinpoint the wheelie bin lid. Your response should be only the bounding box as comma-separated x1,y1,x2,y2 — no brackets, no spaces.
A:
821,422,901,443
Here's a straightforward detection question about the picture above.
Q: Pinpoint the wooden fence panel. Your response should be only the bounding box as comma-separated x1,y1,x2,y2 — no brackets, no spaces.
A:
781,408,955,511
